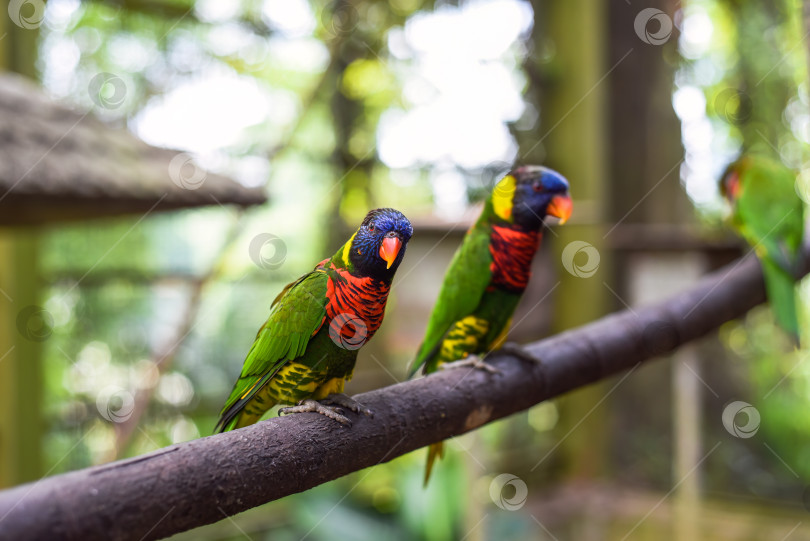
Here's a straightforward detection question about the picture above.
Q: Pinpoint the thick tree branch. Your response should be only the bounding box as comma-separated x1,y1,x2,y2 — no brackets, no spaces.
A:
0,249,802,540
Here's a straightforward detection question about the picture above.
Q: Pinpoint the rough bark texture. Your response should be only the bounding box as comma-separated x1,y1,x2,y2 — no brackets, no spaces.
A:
0,249,798,540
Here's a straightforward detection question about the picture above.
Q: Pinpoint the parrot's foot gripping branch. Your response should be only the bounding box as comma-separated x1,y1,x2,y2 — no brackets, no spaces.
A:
278,394,373,426
439,354,501,374
279,399,352,425
321,393,374,418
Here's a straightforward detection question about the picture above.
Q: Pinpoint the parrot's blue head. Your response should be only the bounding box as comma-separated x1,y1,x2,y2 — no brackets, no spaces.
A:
492,165,573,230
349,208,413,280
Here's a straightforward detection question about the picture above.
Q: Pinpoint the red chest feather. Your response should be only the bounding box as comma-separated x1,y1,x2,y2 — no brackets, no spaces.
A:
489,225,541,293
323,263,391,347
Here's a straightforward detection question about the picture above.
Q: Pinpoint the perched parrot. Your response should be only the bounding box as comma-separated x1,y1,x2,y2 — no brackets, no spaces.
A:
215,208,413,433
720,155,804,343
409,165,572,484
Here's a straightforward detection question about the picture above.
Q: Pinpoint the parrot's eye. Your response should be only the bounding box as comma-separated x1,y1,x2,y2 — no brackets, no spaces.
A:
368,225,376,233
532,183,543,192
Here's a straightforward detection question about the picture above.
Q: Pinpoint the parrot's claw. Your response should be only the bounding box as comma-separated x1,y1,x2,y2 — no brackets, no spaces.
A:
440,354,501,374
321,393,373,418
500,342,540,364
279,399,352,426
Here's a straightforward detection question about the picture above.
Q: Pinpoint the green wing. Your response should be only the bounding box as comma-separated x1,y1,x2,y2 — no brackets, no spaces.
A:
214,270,328,432
735,157,805,339
735,158,804,269
410,222,493,376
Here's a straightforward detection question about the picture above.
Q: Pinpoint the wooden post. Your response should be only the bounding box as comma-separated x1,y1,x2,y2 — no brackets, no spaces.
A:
627,252,707,540
673,344,703,541
0,229,43,487
531,0,611,480
0,9,43,487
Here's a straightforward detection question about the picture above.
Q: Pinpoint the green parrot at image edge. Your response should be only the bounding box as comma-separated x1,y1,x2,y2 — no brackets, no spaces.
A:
409,165,573,485
720,155,805,343
215,208,413,433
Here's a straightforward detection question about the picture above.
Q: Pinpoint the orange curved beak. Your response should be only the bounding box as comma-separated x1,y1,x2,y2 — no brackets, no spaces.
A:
547,194,573,225
380,236,402,269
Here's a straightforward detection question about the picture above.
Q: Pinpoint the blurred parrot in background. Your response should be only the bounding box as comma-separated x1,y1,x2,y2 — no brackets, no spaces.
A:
215,208,413,433
409,165,572,484
720,155,805,343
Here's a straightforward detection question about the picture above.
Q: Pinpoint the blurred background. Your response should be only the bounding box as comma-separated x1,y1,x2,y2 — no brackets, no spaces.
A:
1,0,810,539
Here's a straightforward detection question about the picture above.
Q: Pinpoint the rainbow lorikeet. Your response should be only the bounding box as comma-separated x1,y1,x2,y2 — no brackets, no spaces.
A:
409,165,572,484
720,155,804,343
215,208,413,433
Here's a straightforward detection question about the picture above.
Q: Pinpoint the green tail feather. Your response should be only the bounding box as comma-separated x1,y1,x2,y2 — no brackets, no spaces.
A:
762,258,799,344
424,441,444,486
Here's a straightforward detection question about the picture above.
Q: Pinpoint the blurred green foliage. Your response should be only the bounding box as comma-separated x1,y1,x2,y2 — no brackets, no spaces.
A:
679,0,810,499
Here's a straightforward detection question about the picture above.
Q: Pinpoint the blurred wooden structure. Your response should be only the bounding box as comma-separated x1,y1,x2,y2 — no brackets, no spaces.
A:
0,67,265,488
0,74,264,225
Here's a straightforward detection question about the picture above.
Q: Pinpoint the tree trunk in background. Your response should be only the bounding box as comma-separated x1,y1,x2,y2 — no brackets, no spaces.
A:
326,13,371,254
531,0,611,483
609,3,700,537
0,14,42,488
607,0,686,226
527,0,688,489
327,48,357,253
